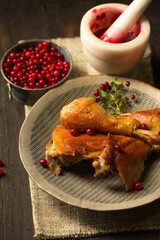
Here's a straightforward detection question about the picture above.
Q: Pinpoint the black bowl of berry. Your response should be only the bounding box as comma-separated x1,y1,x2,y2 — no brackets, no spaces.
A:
1,39,72,105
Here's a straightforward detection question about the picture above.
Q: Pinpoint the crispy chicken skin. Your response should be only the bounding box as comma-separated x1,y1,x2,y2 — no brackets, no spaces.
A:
60,97,140,135
60,98,160,148
92,134,152,191
45,125,106,176
117,108,160,131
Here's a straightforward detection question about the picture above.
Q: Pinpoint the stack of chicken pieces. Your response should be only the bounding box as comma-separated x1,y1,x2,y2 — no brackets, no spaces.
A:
46,97,160,191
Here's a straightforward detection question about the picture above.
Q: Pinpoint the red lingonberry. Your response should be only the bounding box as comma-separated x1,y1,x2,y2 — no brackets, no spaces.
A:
57,61,63,67
44,84,50,88
63,61,70,67
43,41,50,47
45,73,51,79
17,71,23,78
86,128,94,136
131,94,135,100
11,71,17,77
29,82,35,88
40,159,48,167
51,46,56,52
0,169,4,176
24,85,30,89
104,81,109,87
3,41,70,89
3,62,9,67
124,97,128,101
38,43,43,50
53,70,60,77
61,73,66,79
47,57,53,62
115,144,122,152
10,52,16,58
125,81,130,87
35,82,40,88
6,58,12,65
0,159,3,166
70,128,78,136
134,182,143,190
17,62,23,68
139,124,148,130
107,85,112,91
100,84,106,91
93,90,100,96
63,67,69,73
25,51,31,58
16,53,21,58
28,76,35,82
33,59,40,65
39,79,45,86
95,95,101,102
13,66,20,72
56,52,63,59
36,53,41,59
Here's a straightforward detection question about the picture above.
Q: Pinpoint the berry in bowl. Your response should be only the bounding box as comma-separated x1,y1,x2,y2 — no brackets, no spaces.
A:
1,39,72,105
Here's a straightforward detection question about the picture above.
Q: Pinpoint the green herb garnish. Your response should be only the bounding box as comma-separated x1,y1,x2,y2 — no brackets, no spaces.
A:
93,77,135,115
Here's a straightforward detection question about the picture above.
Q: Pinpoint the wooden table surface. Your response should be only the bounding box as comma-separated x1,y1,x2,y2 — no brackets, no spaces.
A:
0,0,160,239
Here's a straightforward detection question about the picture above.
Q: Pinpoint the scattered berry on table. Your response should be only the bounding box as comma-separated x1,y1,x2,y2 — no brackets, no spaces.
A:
0,159,3,166
0,169,4,176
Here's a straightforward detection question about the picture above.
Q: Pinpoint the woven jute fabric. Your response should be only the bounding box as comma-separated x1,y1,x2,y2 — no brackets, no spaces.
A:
25,37,160,239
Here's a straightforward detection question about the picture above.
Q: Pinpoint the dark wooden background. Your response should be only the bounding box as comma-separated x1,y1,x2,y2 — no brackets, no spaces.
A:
0,0,160,239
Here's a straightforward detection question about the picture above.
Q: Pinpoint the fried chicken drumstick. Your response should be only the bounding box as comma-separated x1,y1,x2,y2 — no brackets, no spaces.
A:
60,98,160,149
92,134,152,191
46,125,152,191
60,97,140,135
46,125,106,176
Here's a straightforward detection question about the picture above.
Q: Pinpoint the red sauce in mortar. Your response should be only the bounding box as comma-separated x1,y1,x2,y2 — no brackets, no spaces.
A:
94,27,139,43
91,7,141,43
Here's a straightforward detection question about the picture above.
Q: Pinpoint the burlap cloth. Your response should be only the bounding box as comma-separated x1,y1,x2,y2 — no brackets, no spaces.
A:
25,37,160,239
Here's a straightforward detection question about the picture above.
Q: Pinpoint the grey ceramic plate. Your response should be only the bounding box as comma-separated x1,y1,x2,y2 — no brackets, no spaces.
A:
19,75,160,211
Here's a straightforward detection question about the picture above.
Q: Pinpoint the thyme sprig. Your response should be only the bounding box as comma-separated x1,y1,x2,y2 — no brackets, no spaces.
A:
93,77,135,115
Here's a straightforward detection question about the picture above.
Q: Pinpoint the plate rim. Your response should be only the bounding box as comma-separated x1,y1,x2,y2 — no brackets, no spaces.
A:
19,75,160,211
